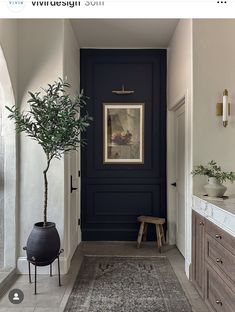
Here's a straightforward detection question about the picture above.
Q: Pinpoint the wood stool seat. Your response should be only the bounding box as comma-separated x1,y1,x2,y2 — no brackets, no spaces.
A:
137,215,165,225
137,215,166,252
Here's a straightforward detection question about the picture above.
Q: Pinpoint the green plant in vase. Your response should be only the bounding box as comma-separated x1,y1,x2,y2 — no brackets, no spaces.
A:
192,160,235,197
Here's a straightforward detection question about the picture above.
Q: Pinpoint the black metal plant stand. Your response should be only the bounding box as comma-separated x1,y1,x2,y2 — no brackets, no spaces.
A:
23,247,64,294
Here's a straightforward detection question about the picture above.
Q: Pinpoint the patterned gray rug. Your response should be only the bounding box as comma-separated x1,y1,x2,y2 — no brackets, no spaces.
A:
64,256,192,312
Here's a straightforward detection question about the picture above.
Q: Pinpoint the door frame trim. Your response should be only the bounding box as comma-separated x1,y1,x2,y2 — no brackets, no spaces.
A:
167,89,193,278
174,102,186,258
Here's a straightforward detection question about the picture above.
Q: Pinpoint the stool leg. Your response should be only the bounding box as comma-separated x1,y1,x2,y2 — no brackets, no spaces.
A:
137,222,145,248
34,265,37,295
58,256,61,286
143,223,148,242
28,261,32,283
160,224,166,245
155,224,162,253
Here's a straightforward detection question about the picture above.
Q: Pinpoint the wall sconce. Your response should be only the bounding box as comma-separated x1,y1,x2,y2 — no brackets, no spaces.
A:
216,89,230,127
112,84,134,95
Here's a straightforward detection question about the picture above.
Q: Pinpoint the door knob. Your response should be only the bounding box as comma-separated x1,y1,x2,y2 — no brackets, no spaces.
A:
171,182,177,187
216,300,222,306
70,175,78,193
216,258,223,264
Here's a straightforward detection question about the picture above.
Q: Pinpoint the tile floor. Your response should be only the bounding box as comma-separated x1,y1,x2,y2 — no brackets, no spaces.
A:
0,242,209,312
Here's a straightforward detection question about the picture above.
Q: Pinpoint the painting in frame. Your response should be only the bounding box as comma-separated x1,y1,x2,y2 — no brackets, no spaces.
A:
103,103,144,164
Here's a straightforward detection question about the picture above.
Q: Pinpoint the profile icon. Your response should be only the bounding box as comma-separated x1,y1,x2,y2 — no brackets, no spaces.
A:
13,293,20,301
8,289,24,304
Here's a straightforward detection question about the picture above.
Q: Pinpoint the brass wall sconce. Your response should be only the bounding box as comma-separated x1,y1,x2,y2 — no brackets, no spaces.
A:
216,89,230,127
112,84,134,95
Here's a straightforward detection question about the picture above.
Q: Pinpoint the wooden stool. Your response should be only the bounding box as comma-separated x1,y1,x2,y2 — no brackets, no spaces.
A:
137,216,166,252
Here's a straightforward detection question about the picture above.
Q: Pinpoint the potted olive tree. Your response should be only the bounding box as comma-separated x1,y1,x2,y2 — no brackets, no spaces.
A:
6,79,92,267
192,160,235,197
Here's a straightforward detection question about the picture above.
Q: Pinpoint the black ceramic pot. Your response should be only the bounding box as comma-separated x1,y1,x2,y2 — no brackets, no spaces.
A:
26,222,60,266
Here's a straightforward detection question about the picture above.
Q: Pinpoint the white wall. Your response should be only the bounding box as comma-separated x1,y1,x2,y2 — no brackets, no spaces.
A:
0,47,17,269
17,20,68,273
0,20,18,98
63,20,81,269
167,19,193,277
193,19,235,195
168,20,192,110
0,20,18,269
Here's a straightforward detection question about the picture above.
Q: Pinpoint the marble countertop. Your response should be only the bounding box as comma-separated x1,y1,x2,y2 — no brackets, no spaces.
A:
195,194,235,215
193,194,235,237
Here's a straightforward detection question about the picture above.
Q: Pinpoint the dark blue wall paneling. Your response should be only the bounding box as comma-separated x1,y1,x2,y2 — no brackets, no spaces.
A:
81,49,166,241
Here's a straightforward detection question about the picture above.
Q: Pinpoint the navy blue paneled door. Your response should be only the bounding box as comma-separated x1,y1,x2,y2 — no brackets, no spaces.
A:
81,49,166,241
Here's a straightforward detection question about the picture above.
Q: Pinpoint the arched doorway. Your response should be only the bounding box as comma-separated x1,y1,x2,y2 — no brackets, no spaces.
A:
0,46,16,271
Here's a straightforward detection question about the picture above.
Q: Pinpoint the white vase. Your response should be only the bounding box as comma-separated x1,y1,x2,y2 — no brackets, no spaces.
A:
204,177,227,197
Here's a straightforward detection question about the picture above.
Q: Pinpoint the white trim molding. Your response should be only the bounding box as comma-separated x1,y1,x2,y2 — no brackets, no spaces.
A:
184,89,193,279
167,89,193,279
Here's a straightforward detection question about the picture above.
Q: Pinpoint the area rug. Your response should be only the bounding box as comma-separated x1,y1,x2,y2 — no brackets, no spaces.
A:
64,256,192,312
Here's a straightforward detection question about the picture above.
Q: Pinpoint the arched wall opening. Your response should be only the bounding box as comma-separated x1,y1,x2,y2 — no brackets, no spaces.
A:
0,46,17,271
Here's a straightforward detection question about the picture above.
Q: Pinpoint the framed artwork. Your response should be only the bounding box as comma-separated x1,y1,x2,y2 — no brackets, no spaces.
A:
103,103,144,164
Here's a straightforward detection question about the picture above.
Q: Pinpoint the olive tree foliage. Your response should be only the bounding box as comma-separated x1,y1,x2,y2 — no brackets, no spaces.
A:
6,79,92,226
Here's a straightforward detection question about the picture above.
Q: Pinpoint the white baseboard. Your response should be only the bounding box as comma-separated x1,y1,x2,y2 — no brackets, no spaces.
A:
17,255,70,275
185,259,191,279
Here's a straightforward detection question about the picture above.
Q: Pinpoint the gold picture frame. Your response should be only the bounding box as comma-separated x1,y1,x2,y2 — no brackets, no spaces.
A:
103,103,144,164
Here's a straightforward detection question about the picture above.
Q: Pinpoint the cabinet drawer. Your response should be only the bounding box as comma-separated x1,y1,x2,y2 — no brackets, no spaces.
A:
205,219,235,254
205,264,235,312
205,233,235,283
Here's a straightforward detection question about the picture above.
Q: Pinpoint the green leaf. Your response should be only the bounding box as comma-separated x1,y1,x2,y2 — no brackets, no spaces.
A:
192,161,235,183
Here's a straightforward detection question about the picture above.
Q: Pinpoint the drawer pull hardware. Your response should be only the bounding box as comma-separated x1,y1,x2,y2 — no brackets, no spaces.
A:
216,300,222,306
215,234,222,239
199,221,204,226
216,258,223,264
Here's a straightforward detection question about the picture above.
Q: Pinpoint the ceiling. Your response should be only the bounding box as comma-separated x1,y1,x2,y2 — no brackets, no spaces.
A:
71,19,179,48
